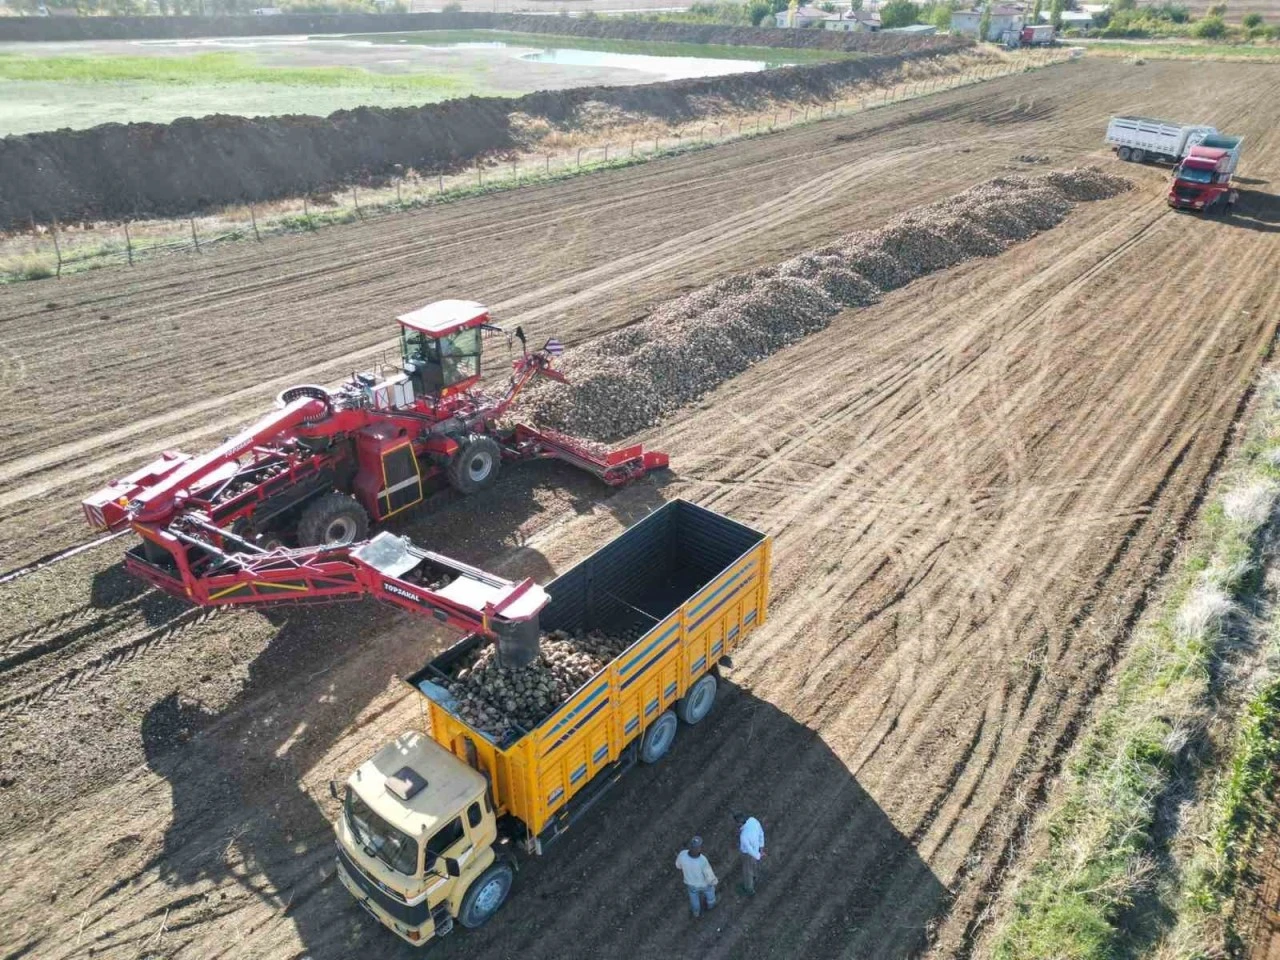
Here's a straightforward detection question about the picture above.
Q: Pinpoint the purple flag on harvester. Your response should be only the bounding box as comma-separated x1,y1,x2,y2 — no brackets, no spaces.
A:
544,338,564,356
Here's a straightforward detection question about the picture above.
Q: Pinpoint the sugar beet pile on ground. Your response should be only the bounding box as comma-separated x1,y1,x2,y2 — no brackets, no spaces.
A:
444,629,635,739
522,168,1131,440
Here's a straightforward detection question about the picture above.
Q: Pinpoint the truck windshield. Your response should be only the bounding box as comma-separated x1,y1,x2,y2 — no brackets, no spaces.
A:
1177,167,1215,184
345,787,420,876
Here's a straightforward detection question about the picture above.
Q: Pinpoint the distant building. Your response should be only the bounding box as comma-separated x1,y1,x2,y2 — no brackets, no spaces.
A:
951,4,1026,40
775,5,831,27
822,9,882,31
1040,8,1095,26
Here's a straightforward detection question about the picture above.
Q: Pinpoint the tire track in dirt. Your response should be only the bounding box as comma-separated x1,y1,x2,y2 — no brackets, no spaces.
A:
2,58,1280,960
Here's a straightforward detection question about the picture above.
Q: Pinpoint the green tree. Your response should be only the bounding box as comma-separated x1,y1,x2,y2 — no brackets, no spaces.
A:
1192,12,1226,35
879,0,920,26
1242,11,1263,26
1050,0,1064,29
1206,1,1226,13
1031,0,1042,21
978,0,992,37
747,0,773,23
932,2,952,27
849,0,863,9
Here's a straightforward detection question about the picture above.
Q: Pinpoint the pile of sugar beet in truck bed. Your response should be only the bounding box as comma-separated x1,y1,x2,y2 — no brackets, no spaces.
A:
442,629,637,739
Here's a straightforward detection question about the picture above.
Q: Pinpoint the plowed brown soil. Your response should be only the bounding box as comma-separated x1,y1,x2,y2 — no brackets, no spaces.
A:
1,58,1280,960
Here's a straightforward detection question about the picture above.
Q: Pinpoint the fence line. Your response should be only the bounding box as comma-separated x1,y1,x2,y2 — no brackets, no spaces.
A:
0,53,1073,285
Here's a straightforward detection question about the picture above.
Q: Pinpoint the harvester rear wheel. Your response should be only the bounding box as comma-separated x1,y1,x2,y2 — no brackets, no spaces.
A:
447,436,502,495
297,492,369,547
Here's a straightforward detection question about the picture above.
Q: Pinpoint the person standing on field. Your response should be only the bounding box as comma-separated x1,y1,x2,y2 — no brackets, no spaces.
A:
734,812,765,896
675,836,718,918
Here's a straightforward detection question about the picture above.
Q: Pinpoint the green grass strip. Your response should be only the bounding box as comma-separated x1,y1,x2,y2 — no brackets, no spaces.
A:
992,374,1280,960
0,51,468,91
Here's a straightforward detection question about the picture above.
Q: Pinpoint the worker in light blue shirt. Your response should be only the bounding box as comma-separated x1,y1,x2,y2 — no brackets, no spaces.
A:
733,812,765,896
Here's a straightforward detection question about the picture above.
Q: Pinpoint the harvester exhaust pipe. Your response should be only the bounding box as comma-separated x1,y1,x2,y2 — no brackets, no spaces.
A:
493,617,540,669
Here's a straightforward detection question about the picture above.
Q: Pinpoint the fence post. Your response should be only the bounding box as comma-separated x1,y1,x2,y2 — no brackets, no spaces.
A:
577,147,583,169
604,143,610,162
547,154,552,173
477,165,483,187
395,179,402,205
773,112,778,128
50,217,63,278
738,117,744,133
189,217,200,255
303,197,313,230
512,158,518,181
630,139,635,157
123,220,133,265
249,204,261,242
438,173,444,194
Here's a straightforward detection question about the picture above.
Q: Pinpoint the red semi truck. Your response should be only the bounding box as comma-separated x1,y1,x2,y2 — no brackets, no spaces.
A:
1168,135,1242,214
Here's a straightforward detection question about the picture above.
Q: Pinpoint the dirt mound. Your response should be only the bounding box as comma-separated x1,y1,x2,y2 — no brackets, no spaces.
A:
0,43,967,230
523,169,1132,440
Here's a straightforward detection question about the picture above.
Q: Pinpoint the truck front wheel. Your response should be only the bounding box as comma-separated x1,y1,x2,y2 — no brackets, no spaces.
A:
458,863,514,929
640,710,679,764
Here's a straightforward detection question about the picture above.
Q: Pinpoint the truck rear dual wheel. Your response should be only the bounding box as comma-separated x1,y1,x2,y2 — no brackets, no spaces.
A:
1117,146,1131,161
297,492,369,547
447,436,502,495
676,674,718,726
640,710,679,764
458,863,514,929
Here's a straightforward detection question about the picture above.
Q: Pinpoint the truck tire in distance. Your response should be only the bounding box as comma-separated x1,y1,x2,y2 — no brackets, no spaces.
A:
1117,146,1131,161
676,674,718,725
1130,148,1145,163
640,710,679,764
297,492,370,547
458,863,515,929
447,436,502,495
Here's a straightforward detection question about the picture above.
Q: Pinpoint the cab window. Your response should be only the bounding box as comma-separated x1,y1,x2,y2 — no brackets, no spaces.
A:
467,802,483,829
425,816,466,862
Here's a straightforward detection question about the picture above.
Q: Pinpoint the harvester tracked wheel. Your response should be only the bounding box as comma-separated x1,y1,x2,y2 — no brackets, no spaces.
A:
297,493,369,547
447,436,502,495
640,710,679,764
458,863,514,929
676,674,718,726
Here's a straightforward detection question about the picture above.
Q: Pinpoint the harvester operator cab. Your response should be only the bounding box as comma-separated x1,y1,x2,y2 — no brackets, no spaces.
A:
396,300,490,400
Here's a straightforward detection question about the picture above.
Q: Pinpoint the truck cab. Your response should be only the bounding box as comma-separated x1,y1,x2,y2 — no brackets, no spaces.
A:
1168,139,1241,214
333,731,514,947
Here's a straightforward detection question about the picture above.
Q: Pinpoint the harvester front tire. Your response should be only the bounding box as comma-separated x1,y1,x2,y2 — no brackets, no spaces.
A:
297,493,369,547
676,674,718,726
447,436,502,495
458,863,514,929
640,710,678,764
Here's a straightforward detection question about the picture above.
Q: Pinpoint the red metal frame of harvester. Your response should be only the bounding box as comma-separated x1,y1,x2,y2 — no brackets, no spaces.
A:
84,301,666,548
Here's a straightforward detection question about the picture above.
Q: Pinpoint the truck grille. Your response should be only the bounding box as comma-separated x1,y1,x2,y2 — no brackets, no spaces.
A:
1174,185,1201,201
336,847,431,926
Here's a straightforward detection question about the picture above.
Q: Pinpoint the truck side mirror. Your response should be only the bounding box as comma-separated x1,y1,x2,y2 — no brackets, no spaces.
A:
444,858,462,878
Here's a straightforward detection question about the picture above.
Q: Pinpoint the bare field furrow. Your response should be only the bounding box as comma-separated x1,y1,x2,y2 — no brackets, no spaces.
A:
0,56,1278,960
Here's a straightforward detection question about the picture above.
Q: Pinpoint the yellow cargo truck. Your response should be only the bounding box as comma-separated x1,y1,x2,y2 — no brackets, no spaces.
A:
331,499,770,945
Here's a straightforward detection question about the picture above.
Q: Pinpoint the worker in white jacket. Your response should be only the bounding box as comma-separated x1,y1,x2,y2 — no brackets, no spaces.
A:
734,812,765,895
675,836,718,918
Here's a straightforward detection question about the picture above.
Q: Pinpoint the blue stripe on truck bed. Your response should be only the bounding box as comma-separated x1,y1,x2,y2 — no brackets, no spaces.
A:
619,622,680,676
592,744,609,764
544,696,612,756
688,561,756,617
625,717,640,735
544,681,609,740
688,577,755,633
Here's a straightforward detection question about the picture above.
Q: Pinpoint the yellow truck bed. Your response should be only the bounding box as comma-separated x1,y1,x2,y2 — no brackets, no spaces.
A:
408,499,770,846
